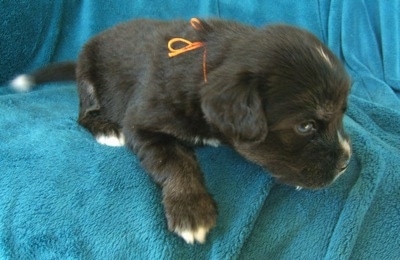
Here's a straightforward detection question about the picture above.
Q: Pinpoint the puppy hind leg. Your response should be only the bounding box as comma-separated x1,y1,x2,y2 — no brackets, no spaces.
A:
124,129,217,244
77,81,125,147
79,111,125,147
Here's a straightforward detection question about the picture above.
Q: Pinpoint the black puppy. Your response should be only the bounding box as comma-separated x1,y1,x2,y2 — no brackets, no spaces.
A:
12,18,351,244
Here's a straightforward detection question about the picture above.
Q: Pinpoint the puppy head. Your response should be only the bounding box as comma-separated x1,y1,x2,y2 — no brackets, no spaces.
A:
201,25,351,189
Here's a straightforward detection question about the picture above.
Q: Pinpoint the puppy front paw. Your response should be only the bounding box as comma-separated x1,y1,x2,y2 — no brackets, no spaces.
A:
164,192,217,244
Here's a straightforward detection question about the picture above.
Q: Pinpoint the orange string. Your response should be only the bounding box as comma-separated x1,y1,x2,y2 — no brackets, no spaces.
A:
202,48,208,83
190,18,203,30
167,18,207,83
167,38,204,58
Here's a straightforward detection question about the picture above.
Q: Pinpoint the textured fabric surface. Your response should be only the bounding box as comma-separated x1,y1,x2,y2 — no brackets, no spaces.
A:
1,0,399,259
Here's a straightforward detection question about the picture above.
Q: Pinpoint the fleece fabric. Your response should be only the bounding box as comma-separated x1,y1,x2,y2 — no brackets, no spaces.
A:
1,0,399,259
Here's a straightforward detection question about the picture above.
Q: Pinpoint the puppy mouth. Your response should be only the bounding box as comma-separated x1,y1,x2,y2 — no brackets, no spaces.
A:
271,166,345,190
273,148,352,190
280,179,332,190
338,165,349,175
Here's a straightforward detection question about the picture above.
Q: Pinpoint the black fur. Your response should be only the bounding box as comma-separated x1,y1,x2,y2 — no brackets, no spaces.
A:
19,18,352,243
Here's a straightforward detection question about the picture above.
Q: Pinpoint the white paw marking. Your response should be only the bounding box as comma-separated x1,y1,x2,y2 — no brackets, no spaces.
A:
316,46,333,67
193,137,221,147
10,74,35,92
296,186,303,191
175,226,208,244
96,133,125,147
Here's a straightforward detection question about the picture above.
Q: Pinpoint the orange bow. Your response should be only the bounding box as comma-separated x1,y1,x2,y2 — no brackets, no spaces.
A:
167,18,208,83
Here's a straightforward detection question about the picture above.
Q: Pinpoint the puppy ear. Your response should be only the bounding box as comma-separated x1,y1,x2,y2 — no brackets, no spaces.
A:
201,71,268,143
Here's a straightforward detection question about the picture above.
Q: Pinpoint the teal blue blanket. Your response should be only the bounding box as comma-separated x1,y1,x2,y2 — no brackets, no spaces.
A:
1,1,399,259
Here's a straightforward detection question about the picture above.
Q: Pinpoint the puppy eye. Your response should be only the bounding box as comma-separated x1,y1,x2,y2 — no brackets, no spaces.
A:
295,121,316,135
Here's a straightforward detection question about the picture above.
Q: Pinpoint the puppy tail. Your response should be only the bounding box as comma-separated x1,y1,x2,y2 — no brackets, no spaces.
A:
10,62,76,92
